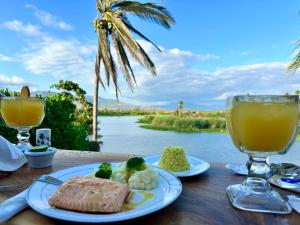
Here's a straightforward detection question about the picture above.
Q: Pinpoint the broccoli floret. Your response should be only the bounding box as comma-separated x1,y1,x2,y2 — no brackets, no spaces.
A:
95,162,112,179
126,157,147,176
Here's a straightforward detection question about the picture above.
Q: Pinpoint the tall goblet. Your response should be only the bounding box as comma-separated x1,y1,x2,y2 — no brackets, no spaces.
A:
0,96,45,146
226,95,299,214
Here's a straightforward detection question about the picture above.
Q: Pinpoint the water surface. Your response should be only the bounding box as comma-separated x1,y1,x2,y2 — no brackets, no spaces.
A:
99,116,300,165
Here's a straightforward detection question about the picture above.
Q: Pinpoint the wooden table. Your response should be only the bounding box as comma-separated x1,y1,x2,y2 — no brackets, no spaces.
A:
0,150,299,225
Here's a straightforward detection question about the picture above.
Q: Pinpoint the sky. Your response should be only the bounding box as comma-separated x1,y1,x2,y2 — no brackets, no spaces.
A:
1,0,300,109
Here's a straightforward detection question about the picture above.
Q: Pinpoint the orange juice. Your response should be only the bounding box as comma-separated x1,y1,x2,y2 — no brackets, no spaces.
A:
0,97,44,128
229,101,299,152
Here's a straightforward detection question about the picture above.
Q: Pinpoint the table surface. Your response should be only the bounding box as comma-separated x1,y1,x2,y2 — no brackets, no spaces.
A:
0,150,299,225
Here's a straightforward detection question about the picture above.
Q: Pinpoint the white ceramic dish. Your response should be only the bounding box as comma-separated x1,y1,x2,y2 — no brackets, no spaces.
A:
27,163,182,223
24,147,56,168
144,155,210,177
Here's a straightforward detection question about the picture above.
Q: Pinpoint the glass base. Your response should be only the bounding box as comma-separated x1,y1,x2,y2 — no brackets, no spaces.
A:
227,181,292,214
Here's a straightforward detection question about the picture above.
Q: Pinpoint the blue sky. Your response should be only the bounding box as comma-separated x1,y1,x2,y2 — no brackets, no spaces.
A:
1,0,300,109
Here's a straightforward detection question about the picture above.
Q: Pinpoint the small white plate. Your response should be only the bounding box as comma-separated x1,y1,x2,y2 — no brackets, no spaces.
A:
27,163,182,223
144,155,210,177
269,175,300,194
225,164,248,176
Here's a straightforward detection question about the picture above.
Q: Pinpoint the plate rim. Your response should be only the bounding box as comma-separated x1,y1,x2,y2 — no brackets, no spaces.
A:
26,163,182,223
144,154,210,177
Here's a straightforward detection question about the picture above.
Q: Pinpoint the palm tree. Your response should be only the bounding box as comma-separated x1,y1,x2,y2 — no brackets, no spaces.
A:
177,100,183,117
92,0,175,141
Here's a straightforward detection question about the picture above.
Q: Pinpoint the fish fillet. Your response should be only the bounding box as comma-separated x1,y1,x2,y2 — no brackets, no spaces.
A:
48,176,131,213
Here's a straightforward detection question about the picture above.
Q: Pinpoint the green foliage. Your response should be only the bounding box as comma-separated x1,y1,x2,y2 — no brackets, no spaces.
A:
138,115,155,124
138,114,226,132
51,80,87,103
151,115,176,127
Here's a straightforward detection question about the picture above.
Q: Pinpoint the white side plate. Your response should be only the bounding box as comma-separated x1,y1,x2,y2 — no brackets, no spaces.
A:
144,155,210,177
27,163,182,223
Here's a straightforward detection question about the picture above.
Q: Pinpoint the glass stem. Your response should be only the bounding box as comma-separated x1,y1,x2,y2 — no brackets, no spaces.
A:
244,155,272,192
17,128,31,147
247,155,271,179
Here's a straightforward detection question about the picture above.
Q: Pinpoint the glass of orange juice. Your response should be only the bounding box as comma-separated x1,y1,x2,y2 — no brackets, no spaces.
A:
226,95,299,214
0,97,45,146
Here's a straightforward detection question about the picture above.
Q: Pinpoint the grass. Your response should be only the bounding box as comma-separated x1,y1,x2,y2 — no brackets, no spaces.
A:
138,114,226,133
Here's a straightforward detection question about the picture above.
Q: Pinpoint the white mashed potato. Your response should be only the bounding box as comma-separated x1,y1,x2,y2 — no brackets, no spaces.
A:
111,164,159,190
128,167,159,190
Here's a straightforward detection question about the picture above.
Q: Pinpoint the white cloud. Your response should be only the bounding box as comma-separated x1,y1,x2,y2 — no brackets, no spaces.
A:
0,54,12,61
168,48,219,60
0,74,28,87
1,20,42,36
20,36,95,82
105,41,300,109
26,4,73,30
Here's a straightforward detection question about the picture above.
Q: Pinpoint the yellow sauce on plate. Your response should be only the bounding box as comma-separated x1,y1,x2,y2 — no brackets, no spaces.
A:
122,191,155,211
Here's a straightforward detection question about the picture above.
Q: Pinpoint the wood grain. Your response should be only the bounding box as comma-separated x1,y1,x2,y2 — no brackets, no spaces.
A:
0,150,299,225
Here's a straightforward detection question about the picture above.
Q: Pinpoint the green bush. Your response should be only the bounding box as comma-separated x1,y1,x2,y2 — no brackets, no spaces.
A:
152,116,176,127
138,115,155,124
33,94,90,150
138,114,226,132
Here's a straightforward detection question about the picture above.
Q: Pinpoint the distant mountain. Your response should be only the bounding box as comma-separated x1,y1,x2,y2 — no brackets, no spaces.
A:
32,91,149,110
85,95,139,110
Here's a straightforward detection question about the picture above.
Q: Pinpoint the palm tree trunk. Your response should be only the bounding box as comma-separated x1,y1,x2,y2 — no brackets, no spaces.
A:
92,74,99,141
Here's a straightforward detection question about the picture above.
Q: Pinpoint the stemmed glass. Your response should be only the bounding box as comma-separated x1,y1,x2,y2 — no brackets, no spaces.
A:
0,96,45,146
226,95,299,214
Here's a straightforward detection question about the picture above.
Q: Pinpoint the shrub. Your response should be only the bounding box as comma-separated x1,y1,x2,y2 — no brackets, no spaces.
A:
152,116,176,127
138,115,155,124
138,114,226,132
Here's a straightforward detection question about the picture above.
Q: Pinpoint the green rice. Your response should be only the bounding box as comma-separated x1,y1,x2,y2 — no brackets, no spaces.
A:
158,146,190,172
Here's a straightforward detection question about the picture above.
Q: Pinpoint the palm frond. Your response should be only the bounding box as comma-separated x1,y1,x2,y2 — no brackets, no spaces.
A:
97,0,105,13
288,40,300,72
119,35,156,76
111,31,136,90
106,13,156,75
136,42,156,75
97,30,111,85
105,12,140,50
95,48,105,89
112,1,175,29
122,18,160,51
97,27,120,98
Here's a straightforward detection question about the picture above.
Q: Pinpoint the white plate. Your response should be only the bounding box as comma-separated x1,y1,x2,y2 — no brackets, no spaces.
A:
27,163,182,223
144,155,210,177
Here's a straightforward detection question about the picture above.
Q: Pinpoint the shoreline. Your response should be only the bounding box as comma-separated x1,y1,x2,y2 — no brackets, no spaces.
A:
139,124,226,134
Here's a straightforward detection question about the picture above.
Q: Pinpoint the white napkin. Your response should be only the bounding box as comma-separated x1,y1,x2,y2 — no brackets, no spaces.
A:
0,190,28,223
288,195,300,214
0,135,27,171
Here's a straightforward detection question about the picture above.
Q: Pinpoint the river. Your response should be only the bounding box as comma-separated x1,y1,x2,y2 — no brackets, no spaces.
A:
99,116,300,165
